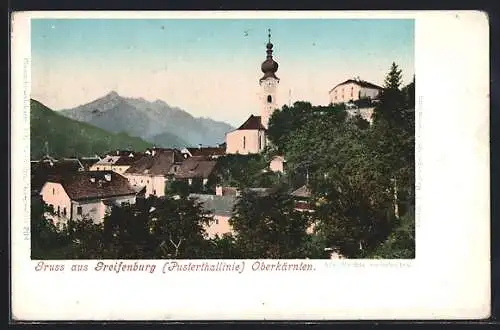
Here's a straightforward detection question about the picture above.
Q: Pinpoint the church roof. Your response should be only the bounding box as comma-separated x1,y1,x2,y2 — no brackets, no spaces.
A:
236,115,266,131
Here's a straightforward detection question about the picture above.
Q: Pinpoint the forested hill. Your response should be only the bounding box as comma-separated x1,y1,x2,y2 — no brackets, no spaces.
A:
30,99,153,159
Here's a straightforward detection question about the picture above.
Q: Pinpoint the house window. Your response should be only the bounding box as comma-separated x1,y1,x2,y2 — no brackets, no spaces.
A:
121,202,130,207
52,188,55,195
63,207,67,216
259,135,261,150
243,136,246,150
215,219,219,225
351,87,354,97
57,206,60,216
267,95,272,103
153,189,156,195
77,207,82,215
147,180,149,184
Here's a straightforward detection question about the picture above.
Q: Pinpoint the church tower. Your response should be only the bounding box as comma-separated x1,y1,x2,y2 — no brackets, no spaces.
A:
259,29,280,129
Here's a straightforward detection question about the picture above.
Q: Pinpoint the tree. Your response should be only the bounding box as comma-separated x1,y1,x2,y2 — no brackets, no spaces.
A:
368,209,415,259
230,186,312,258
370,63,415,219
267,101,315,153
31,199,70,259
147,196,212,258
64,217,107,259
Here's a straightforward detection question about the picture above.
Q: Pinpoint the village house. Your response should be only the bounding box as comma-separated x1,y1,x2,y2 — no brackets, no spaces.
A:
78,156,101,171
174,156,218,188
188,193,238,238
31,157,85,195
90,155,120,172
123,148,184,198
180,146,226,159
290,185,316,234
89,150,143,174
328,77,383,105
291,185,313,213
269,155,286,173
215,185,275,197
39,171,137,227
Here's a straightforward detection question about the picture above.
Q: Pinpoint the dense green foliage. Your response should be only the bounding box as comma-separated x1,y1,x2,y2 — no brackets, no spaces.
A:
266,62,415,258
30,99,153,159
213,154,283,189
31,196,218,259
229,186,313,258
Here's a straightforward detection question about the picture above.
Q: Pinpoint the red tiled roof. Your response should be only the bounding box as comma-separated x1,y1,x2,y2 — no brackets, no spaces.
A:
186,147,225,158
125,149,183,176
174,156,217,179
31,159,84,192
236,115,266,130
45,171,136,201
114,152,146,166
295,201,313,210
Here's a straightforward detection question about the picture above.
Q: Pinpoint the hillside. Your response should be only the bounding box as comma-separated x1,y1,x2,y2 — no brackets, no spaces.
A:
30,99,153,159
59,91,233,147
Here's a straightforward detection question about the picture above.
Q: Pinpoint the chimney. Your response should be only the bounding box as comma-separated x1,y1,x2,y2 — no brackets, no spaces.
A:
198,144,202,150
104,174,112,182
216,185,223,196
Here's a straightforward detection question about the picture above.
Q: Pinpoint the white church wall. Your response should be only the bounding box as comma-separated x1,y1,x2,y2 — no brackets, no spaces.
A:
226,129,264,155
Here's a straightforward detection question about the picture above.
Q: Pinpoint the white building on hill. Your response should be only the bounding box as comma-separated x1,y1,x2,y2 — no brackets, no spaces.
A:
328,77,383,105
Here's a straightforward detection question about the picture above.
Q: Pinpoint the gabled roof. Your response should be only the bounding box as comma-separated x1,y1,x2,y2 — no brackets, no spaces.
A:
44,171,136,201
124,149,183,176
78,157,101,170
94,155,121,166
185,147,226,158
236,115,266,131
114,152,146,166
174,156,217,179
291,185,312,198
31,159,84,192
330,79,383,93
189,193,238,217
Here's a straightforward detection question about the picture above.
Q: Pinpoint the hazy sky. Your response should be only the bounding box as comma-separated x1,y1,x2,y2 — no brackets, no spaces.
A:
31,18,414,126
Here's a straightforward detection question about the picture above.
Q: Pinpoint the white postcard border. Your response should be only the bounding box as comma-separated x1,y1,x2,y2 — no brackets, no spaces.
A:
11,11,490,320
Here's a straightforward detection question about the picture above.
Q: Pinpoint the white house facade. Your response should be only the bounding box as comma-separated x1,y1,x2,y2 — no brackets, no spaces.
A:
40,171,137,227
123,148,183,198
329,78,383,104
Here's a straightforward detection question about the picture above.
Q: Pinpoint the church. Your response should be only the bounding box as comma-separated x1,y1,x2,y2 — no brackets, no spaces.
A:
225,30,280,155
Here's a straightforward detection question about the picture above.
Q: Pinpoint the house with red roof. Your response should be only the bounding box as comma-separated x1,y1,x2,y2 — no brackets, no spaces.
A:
40,171,138,227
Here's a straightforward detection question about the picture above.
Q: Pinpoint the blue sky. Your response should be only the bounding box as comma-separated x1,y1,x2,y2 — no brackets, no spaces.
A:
31,18,414,126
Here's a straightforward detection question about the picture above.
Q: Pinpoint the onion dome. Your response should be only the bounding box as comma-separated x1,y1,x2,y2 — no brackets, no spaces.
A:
260,29,279,81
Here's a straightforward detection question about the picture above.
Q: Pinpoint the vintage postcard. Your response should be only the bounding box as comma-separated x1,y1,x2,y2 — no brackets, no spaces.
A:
11,11,490,321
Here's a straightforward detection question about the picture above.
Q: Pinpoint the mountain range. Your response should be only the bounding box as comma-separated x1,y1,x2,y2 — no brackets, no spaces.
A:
30,99,153,160
59,91,234,148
